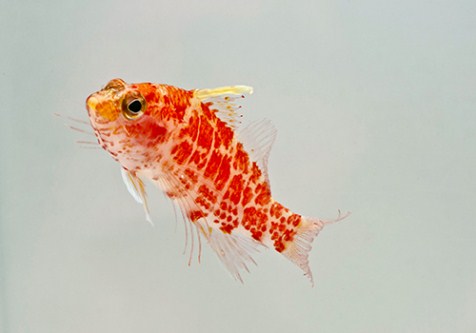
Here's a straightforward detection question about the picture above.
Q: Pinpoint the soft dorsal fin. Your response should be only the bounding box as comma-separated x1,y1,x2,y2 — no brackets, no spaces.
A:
238,119,277,185
195,85,253,129
121,168,153,225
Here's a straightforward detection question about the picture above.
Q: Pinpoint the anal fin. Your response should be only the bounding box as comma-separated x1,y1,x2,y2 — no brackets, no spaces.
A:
198,222,264,283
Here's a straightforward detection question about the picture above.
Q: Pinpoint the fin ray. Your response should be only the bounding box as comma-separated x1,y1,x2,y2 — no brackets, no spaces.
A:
195,85,253,130
121,168,153,224
150,171,263,282
282,211,350,286
238,118,277,185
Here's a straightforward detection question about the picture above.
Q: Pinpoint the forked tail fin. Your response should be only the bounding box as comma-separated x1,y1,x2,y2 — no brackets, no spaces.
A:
281,210,350,286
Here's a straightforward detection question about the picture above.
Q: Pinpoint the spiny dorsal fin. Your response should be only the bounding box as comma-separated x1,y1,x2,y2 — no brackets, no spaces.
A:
121,168,153,225
195,85,253,130
195,85,253,100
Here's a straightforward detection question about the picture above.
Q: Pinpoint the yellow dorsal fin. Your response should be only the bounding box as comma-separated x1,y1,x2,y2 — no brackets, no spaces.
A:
194,85,253,100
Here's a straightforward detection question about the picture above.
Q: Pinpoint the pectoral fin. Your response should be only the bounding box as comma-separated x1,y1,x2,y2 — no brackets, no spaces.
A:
121,168,153,225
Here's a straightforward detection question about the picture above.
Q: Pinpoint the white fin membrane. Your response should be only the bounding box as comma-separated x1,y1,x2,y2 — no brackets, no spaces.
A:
150,170,263,282
237,118,277,185
121,168,153,225
282,210,351,286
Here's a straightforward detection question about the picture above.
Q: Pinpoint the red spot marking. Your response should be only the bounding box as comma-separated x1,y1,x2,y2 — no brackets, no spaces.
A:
204,150,223,179
268,211,300,252
274,240,285,252
251,231,263,241
197,117,214,149
171,141,193,165
241,186,254,206
220,224,234,234
179,111,199,141
184,168,198,183
254,182,271,206
242,207,268,241
160,105,175,121
145,91,157,103
215,120,234,149
174,103,186,121
289,214,301,227
189,210,206,222
159,86,192,122
249,162,262,183
283,230,293,242
224,175,244,206
200,101,213,119
215,156,231,191
270,202,284,218
198,185,217,206
234,143,249,173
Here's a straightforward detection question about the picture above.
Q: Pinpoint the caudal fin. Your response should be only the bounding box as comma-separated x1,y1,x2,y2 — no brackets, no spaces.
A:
281,210,350,286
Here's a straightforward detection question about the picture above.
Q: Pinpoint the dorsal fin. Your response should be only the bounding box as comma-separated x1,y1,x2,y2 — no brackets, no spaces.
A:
195,85,253,129
121,168,153,225
195,85,253,100
238,119,277,185
194,85,277,184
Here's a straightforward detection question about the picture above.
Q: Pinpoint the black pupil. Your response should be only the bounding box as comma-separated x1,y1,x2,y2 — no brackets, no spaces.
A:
128,100,142,113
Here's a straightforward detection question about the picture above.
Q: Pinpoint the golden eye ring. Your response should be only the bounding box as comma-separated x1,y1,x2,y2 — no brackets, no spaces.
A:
121,93,146,120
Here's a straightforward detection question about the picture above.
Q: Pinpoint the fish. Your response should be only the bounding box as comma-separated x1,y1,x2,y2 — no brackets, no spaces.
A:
85,78,348,285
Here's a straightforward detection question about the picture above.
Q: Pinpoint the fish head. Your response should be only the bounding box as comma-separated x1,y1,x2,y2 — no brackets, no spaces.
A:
86,78,168,170
86,78,147,125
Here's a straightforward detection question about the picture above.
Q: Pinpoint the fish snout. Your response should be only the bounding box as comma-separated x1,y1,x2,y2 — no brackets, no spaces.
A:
86,94,98,113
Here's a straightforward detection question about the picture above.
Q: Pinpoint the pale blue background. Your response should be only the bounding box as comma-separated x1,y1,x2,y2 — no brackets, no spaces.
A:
2,0,476,332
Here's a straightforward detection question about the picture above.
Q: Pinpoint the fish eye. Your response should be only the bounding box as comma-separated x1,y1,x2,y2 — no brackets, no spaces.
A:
128,99,142,113
122,94,146,120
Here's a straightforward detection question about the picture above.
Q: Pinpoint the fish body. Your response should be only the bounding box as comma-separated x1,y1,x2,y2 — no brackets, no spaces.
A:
86,78,346,284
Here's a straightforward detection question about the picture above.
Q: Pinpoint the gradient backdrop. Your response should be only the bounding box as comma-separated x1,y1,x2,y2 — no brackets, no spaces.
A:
2,0,476,332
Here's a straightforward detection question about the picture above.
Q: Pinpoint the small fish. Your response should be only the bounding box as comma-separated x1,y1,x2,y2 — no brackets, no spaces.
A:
85,78,348,284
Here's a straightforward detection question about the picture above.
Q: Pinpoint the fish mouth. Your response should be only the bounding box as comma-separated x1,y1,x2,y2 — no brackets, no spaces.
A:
86,94,98,113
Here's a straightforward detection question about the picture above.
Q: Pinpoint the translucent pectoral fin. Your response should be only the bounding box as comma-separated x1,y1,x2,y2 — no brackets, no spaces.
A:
121,168,153,225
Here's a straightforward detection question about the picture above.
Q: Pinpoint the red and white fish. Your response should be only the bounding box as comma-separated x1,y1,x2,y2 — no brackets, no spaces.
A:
85,78,348,285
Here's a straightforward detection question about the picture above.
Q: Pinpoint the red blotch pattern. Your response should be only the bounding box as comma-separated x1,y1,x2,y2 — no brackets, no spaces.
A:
112,82,304,253
171,141,193,165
